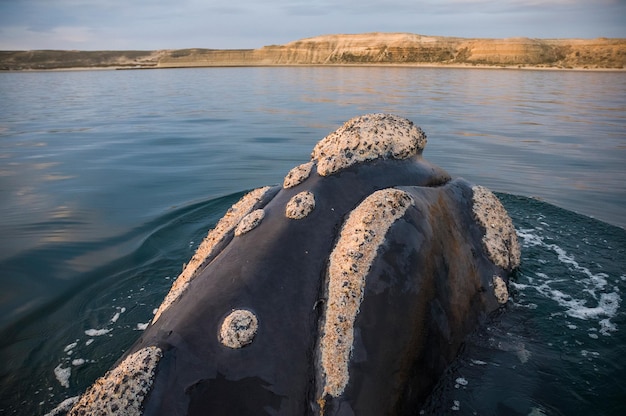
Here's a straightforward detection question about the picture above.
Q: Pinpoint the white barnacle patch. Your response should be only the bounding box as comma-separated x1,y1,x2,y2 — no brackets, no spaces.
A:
493,275,509,304
219,309,258,349
311,113,427,176
235,209,265,236
285,191,316,219
471,185,521,270
153,186,273,323
283,161,314,189
68,346,162,416
320,188,413,398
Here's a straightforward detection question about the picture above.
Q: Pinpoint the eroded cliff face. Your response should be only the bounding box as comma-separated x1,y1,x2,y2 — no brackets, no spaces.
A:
156,33,625,69
2,32,625,70
457,37,625,67
259,33,461,64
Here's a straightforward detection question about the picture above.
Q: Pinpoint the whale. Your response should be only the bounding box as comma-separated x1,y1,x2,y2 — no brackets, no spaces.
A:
62,114,520,415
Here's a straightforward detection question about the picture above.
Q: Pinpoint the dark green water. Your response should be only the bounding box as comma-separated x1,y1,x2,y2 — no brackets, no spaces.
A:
0,67,624,415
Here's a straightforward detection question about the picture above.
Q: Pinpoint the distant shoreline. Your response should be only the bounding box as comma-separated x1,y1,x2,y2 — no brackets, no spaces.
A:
2,32,625,71
8,63,625,73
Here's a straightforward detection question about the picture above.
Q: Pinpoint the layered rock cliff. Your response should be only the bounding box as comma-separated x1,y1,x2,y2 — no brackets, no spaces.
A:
2,32,624,70
158,33,625,69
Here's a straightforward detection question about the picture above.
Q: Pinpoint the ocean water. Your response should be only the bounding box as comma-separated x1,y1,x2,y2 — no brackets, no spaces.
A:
0,67,624,415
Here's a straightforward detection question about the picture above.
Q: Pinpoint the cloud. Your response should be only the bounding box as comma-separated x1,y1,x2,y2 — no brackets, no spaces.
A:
0,0,624,50
51,26,95,44
0,25,96,49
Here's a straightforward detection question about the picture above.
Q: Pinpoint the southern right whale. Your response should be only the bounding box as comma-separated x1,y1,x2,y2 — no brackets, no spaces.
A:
62,113,520,416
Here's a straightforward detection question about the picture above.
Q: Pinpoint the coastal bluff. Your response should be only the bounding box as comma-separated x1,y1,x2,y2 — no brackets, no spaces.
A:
2,32,625,70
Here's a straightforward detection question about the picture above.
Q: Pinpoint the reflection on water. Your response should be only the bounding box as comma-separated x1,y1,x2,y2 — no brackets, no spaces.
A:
296,68,625,226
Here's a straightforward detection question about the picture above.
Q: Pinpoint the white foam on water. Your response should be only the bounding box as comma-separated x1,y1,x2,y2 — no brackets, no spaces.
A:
510,281,531,290
516,228,545,247
580,349,600,358
53,364,71,388
455,377,468,387
51,304,135,408
599,318,617,335
84,328,112,336
534,280,619,320
515,226,622,335
110,306,126,323
136,322,149,331
63,342,77,353
52,286,158,409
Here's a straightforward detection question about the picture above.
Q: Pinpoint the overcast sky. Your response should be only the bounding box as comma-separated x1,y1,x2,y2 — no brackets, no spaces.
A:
1,0,625,50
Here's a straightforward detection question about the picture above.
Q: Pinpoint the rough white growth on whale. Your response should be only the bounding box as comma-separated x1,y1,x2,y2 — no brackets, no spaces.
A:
285,191,316,219
311,113,427,176
471,185,521,270
44,396,79,416
493,275,509,304
235,209,265,236
68,346,162,416
283,161,314,188
153,186,272,323
320,188,414,398
219,309,259,348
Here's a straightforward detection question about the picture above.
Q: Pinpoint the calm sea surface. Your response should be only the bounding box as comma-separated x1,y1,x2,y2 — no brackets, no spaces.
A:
0,67,624,415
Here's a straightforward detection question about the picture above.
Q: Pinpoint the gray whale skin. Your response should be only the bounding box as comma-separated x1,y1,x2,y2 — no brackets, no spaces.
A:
63,114,520,416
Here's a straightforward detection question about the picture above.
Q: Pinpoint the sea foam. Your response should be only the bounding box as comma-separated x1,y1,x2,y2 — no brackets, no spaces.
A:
516,227,622,335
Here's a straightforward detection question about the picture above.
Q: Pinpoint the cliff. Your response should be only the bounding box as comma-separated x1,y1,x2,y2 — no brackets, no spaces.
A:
2,33,625,70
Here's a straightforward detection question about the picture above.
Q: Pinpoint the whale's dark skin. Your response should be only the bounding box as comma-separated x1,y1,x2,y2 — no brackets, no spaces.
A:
139,157,452,415
64,114,520,416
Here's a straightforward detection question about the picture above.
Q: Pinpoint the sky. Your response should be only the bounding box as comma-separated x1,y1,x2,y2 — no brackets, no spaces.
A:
1,0,625,50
